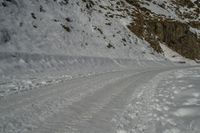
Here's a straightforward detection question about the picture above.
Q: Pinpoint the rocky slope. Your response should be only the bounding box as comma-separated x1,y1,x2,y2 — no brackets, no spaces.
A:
126,0,200,61
0,0,199,62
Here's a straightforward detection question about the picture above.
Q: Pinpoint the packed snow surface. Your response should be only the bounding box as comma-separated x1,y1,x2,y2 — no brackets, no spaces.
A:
0,65,200,133
116,67,200,133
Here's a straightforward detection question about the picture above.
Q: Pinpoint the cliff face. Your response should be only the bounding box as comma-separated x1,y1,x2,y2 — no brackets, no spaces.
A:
126,0,200,60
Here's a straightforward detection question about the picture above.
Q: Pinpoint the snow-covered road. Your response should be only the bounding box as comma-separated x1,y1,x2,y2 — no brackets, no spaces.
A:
0,66,200,133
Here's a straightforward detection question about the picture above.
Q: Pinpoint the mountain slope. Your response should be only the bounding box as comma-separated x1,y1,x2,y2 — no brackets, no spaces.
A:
1,0,199,60
0,0,161,59
126,0,200,60
0,0,174,98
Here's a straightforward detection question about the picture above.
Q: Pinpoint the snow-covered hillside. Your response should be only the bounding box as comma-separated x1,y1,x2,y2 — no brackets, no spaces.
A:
0,0,161,59
139,0,200,21
0,0,172,95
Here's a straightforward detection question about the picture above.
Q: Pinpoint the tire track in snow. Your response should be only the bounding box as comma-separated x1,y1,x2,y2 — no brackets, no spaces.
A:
0,70,135,133
0,66,199,133
27,69,169,133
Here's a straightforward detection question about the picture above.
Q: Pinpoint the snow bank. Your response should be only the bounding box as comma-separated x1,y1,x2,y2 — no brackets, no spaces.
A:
0,52,171,97
160,43,196,64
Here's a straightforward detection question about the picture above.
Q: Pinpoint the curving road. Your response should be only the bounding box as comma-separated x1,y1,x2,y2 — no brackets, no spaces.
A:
0,66,199,133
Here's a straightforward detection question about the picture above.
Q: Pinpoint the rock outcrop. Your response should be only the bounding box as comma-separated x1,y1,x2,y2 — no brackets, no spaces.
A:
126,0,200,60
